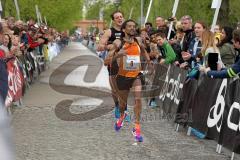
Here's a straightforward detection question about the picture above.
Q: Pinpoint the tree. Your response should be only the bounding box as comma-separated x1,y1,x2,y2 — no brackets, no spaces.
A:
85,0,240,29
1,0,7,18
3,0,84,31
218,0,230,26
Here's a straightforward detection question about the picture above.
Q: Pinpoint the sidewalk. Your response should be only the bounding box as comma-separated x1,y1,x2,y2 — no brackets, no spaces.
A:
12,42,238,160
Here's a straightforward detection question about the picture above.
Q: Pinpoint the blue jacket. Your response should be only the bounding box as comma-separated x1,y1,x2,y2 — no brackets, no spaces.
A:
0,59,8,101
207,59,240,78
188,37,202,57
186,38,202,68
21,33,29,45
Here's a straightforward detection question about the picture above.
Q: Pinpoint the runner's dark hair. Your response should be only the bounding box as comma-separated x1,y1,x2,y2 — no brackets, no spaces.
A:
110,10,124,20
120,19,138,39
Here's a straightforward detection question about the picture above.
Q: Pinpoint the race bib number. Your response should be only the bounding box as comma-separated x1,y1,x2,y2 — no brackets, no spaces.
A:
123,55,140,70
115,33,121,39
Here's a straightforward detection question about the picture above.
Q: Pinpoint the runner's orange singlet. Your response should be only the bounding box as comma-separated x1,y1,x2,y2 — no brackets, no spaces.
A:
118,41,141,77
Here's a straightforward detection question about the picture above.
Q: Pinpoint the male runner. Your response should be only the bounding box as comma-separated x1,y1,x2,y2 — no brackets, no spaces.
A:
107,19,151,142
98,11,130,121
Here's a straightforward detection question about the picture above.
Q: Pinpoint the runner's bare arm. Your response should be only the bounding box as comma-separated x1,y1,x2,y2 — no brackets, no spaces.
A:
136,37,151,63
97,29,111,51
103,39,121,66
113,39,127,60
103,45,115,66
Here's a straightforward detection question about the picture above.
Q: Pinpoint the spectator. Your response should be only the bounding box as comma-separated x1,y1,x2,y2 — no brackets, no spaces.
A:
169,22,185,65
12,20,23,36
214,24,222,45
145,22,154,35
155,31,176,65
26,26,45,51
27,18,36,29
7,17,15,30
180,15,195,52
181,21,206,69
148,31,160,62
2,20,13,35
11,35,22,56
155,16,175,39
140,29,159,67
201,30,223,70
201,29,240,78
0,22,8,101
218,26,236,67
0,34,12,57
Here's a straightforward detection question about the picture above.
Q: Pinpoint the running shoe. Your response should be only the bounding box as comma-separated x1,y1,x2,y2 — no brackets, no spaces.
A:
132,124,143,142
150,100,158,108
114,113,126,131
114,105,120,119
124,110,131,122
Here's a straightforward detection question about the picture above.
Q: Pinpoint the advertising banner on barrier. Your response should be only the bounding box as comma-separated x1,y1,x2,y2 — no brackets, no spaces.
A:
175,76,197,125
206,78,228,141
155,63,240,153
216,79,240,153
141,58,240,154
173,71,240,153
192,75,224,135
5,59,24,107
148,64,168,98
159,65,174,114
166,66,186,115
1,43,63,107
230,80,240,154
158,65,187,117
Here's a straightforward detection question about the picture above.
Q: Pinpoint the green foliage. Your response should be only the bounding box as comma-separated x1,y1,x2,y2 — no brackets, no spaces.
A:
86,0,240,29
229,0,240,26
86,1,103,20
3,0,84,31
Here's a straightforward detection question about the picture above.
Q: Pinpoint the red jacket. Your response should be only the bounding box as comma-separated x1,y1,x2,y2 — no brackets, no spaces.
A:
0,50,5,58
26,33,41,49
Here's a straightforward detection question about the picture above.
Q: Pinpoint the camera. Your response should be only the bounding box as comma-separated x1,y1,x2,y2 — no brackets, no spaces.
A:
168,17,175,21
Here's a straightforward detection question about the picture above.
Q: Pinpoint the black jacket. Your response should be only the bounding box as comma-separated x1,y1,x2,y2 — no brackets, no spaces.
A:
182,29,195,52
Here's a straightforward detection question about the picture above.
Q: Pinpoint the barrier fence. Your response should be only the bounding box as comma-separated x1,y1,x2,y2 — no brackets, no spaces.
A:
156,64,240,156
0,42,66,109
81,39,240,158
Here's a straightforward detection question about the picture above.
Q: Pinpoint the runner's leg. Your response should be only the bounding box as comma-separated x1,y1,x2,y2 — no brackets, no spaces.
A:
118,90,129,116
109,75,119,105
132,78,142,124
131,78,143,142
114,89,129,131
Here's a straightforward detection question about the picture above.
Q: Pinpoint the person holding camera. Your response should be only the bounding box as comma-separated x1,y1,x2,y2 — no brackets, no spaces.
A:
155,16,175,40
26,25,45,51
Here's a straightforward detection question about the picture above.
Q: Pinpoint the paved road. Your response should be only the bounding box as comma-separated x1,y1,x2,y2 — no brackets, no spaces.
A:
12,42,239,160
